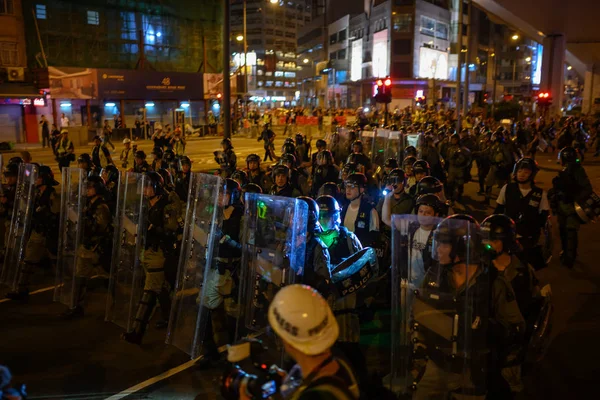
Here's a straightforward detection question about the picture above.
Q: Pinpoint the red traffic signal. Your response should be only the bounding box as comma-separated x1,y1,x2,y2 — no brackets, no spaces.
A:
376,79,383,87
384,78,392,86
216,93,222,99
538,92,550,99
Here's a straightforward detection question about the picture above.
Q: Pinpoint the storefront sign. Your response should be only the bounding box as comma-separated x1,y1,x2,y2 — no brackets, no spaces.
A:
33,98,45,106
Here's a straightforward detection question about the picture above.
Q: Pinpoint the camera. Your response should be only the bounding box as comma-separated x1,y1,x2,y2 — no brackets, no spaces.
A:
221,338,282,400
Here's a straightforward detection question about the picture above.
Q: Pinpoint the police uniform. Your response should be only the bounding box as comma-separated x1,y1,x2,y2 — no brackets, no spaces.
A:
310,164,339,198
174,170,191,202
246,169,271,193
151,158,168,172
341,197,379,247
269,184,301,198
446,145,471,202
133,161,151,173
215,148,237,178
0,181,17,257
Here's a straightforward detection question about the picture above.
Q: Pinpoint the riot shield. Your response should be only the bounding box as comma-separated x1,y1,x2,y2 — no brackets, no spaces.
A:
405,133,424,158
53,168,86,308
0,164,38,291
360,129,376,161
389,214,488,398
372,129,390,167
236,194,307,342
166,173,222,358
105,172,147,331
385,131,402,161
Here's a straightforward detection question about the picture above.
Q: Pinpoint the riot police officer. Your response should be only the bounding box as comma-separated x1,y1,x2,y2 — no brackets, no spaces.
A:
77,153,98,177
484,130,517,205
132,150,151,173
495,158,550,270
100,165,119,214
549,146,593,268
61,176,112,319
245,153,271,192
123,172,181,344
416,176,453,216
174,156,192,202
341,173,379,247
297,196,330,295
381,168,415,228
279,153,306,194
0,161,20,259
445,134,472,203
269,165,301,198
151,147,168,171
346,140,372,173
402,155,417,190
310,150,339,198
6,166,60,300
408,160,431,197
214,138,237,178
374,158,399,191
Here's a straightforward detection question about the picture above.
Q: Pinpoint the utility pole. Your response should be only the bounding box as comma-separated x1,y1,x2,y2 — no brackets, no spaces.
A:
462,0,471,115
455,0,464,133
223,0,231,139
243,0,248,118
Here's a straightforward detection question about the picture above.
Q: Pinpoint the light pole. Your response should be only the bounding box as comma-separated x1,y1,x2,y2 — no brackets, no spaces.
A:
243,0,248,117
511,34,519,96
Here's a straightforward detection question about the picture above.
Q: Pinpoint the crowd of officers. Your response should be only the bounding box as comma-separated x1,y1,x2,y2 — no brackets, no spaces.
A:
0,114,594,400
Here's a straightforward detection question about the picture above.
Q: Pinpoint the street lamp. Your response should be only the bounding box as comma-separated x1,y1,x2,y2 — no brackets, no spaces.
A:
567,65,572,70
525,57,531,62
303,58,309,64
511,34,519,41
269,0,278,3
236,34,244,42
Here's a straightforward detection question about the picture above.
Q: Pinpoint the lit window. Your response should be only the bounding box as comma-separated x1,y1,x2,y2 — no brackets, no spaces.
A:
35,4,46,19
0,0,14,15
420,16,435,37
393,14,412,33
87,10,99,25
435,22,449,40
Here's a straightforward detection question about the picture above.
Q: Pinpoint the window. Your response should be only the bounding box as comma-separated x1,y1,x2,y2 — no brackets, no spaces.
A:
329,33,337,45
435,22,448,40
329,51,336,60
0,0,14,15
393,39,411,55
393,14,412,33
35,4,47,19
87,10,99,25
337,49,346,59
338,29,346,41
420,16,435,37
275,30,283,36
0,41,18,66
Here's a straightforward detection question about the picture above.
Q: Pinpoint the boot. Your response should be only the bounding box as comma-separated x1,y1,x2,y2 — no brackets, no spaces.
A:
61,305,85,319
61,277,87,319
123,290,157,345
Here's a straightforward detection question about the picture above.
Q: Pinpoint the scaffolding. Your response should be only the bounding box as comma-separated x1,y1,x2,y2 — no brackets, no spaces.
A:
23,0,222,73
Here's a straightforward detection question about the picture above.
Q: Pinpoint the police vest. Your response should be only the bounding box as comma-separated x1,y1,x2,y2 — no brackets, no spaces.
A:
57,139,72,155
504,183,543,240
340,198,373,245
173,139,185,156
328,226,356,266
92,145,109,168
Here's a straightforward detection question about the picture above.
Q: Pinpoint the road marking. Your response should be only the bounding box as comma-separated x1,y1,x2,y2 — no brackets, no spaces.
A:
0,285,56,303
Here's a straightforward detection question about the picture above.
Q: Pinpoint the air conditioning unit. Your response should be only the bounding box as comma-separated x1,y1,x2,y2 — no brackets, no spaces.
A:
7,67,25,82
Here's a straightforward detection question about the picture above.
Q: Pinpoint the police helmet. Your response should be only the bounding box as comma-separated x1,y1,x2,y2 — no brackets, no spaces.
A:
404,146,417,158
352,140,363,152
282,142,296,156
318,182,341,199
432,214,482,265
231,169,249,186
342,162,359,176
295,133,304,145
344,173,367,188
144,171,164,196
280,152,297,167
481,214,518,257
316,139,327,149
298,196,321,233
86,175,106,196
221,138,233,149
316,195,342,225
38,165,59,186
164,149,176,162
413,160,431,176
271,164,290,180
386,168,407,186
135,150,147,160
244,183,263,194
8,157,23,165
384,158,399,169
3,163,20,177
157,168,174,187
559,146,579,166
513,157,539,182
77,153,92,165
151,147,164,159
450,133,460,143
246,153,261,166
284,137,295,145
223,178,242,205
415,193,442,215
316,150,334,165
416,176,443,195
179,155,192,166
100,165,119,184
93,135,102,142
402,156,417,170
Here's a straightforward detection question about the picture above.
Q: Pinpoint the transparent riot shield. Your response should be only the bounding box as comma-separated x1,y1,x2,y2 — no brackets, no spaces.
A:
105,172,147,331
389,214,488,398
53,168,86,308
166,173,222,359
331,127,352,166
360,129,376,161
372,129,390,167
405,133,424,158
385,131,402,161
0,164,38,291
236,194,307,344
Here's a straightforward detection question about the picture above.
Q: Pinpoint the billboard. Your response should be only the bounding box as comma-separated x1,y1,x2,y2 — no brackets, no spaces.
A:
532,43,543,85
372,30,388,78
418,47,449,80
49,67,98,99
98,69,204,100
351,39,363,82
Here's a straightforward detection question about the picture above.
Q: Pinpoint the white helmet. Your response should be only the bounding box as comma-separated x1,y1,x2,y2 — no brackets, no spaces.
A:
123,138,131,144
267,284,338,356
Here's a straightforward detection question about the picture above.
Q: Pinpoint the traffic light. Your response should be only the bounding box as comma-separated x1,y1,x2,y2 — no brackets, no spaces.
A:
374,77,392,104
537,91,552,105
415,96,426,107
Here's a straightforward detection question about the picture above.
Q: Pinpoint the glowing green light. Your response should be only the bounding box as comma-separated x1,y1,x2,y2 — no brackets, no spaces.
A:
257,200,267,219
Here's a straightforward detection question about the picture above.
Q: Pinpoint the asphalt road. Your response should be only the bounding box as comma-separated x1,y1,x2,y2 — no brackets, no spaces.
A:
1,143,599,400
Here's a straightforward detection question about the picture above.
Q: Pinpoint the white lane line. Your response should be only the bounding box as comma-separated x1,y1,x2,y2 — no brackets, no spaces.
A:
0,285,56,303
